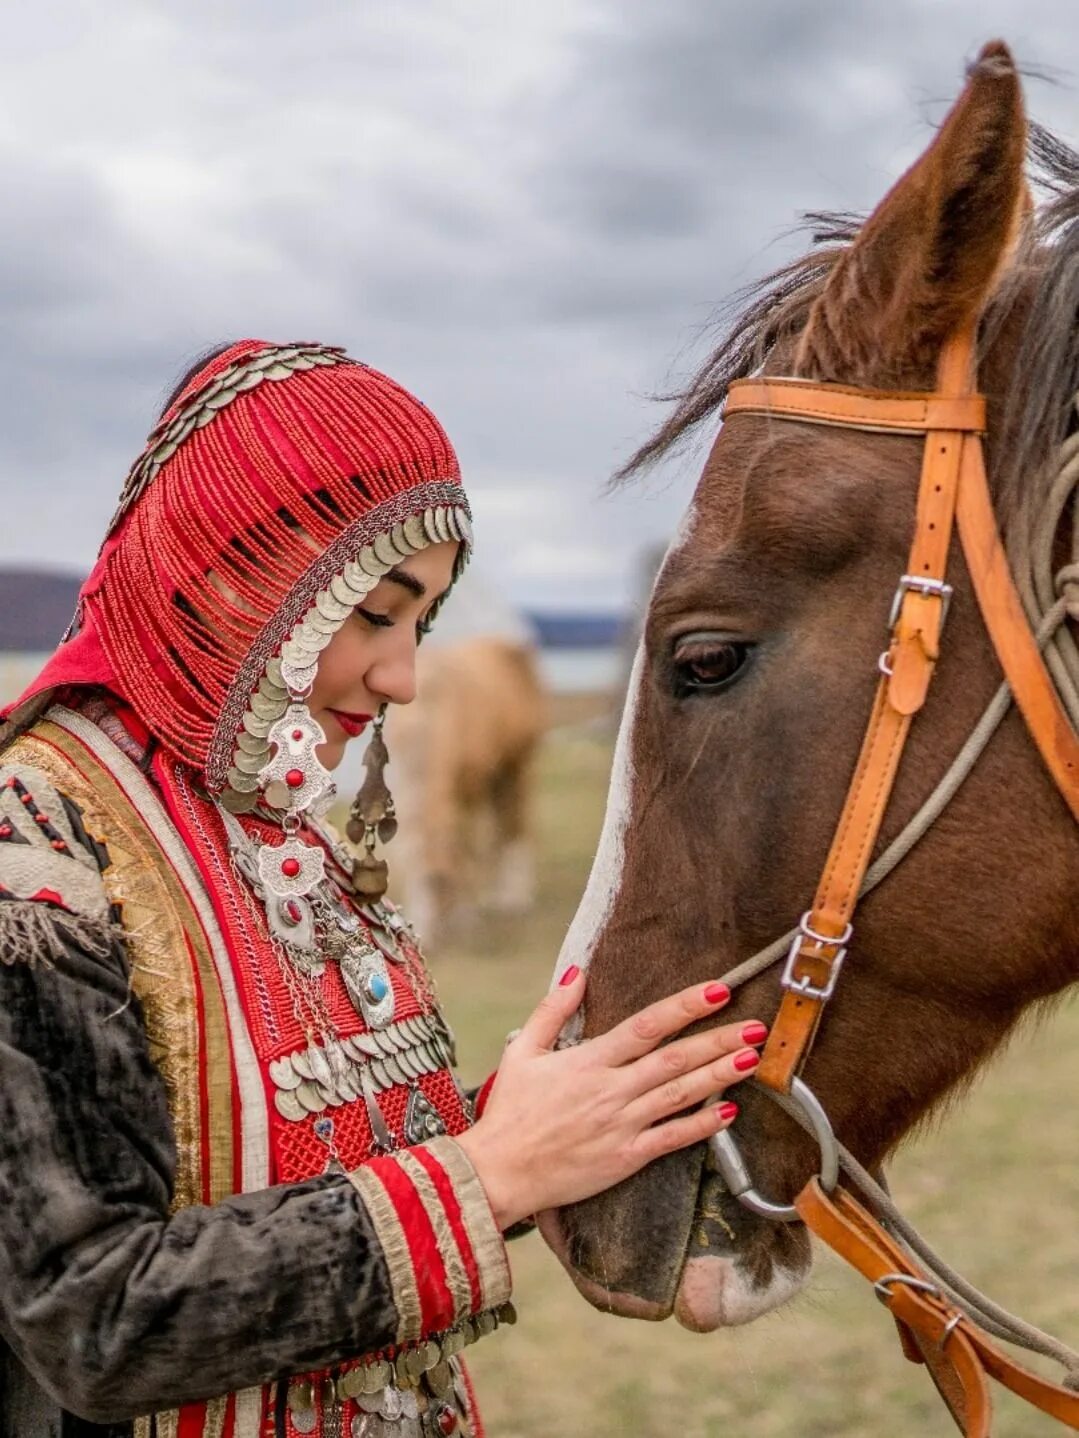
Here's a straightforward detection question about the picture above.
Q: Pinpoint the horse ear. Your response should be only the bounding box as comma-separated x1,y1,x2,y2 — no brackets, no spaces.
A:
797,40,1028,385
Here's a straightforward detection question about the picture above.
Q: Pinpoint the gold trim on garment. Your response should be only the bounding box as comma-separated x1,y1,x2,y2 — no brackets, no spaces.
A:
10,724,234,1209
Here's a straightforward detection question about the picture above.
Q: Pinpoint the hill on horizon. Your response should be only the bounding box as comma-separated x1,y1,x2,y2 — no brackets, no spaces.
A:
0,566,626,653
0,567,82,651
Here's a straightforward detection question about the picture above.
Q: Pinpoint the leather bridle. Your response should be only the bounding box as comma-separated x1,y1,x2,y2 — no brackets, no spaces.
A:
708,326,1079,1435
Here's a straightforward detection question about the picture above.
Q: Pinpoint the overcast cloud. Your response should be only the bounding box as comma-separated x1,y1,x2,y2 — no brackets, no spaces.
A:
0,0,1076,613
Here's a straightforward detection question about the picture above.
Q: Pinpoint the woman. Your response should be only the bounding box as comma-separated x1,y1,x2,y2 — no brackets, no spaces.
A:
0,340,764,1438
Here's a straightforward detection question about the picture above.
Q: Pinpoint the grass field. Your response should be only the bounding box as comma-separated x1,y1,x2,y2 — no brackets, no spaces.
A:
431,722,1079,1438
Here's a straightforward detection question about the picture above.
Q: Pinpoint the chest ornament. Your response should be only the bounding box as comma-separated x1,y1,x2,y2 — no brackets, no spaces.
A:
267,1010,454,1122
219,805,460,1155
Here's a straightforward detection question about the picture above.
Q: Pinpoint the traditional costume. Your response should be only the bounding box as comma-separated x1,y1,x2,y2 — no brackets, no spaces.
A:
0,342,513,1438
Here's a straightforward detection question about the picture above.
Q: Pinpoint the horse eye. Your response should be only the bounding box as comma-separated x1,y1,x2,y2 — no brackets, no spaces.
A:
671,635,752,695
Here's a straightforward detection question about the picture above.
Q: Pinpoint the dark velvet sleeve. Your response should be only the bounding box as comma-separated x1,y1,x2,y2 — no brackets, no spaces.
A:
0,921,401,1423
0,773,509,1427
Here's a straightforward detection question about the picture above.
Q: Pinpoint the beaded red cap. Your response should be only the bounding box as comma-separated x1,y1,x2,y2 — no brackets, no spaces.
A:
6,341,469,784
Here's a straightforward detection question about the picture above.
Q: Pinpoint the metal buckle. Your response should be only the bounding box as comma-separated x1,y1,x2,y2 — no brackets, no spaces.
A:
873,1273,964,1348
887,574,954,632
780,912,853,1002
873,1273,942,1305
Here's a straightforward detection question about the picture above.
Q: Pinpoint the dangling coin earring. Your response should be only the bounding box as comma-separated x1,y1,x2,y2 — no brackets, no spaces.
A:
347,707,397,902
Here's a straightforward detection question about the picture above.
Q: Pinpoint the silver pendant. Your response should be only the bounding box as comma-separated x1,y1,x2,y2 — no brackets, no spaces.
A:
267,891,317,950
339,942,395,1028
404,1086,448,1145
257,833,326,898
258,703,336,814
359,1065,394,1151
306,1041,335,1089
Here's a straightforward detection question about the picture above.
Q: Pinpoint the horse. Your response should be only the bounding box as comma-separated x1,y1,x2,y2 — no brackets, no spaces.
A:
540,39,1079,1424
388,635,546,944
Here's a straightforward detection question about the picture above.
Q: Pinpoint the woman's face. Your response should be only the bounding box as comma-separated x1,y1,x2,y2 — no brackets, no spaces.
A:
308,540,458,770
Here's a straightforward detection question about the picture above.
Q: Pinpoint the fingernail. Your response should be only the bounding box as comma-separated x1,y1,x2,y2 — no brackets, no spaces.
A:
717,1101,738,1122
741,1022,769,1045
703,982,731,1005
559,965,581,987
733,1049,760,1073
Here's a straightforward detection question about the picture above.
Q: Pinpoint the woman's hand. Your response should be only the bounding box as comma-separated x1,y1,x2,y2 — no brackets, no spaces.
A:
454,969,766,1231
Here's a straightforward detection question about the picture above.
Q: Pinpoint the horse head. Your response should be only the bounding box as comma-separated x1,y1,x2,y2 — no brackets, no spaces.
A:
542,41,1079,1332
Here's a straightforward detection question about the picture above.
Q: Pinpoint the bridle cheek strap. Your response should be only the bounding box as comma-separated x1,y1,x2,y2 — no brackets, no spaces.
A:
956,435,1079,808
722,330,1079,1096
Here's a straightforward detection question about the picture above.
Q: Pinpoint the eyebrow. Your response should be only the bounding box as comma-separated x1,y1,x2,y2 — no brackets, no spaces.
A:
385,566,426,599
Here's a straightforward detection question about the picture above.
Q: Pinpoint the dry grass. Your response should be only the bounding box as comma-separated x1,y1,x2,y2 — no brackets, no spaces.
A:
430,726,1079,1438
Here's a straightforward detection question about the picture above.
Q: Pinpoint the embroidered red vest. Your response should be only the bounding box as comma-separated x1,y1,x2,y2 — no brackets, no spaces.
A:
12,708,502,1438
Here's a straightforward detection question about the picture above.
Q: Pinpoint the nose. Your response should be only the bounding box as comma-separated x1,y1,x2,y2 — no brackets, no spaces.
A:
366,631,419,707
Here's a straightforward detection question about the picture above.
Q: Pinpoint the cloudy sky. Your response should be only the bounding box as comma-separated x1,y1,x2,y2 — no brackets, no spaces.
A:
1,0,1076,615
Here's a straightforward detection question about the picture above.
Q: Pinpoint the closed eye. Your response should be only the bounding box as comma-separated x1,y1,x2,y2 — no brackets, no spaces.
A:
671,632,753,696
355,607,394,628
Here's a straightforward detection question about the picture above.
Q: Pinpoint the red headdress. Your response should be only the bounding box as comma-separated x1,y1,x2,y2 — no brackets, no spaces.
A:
4,341,471,804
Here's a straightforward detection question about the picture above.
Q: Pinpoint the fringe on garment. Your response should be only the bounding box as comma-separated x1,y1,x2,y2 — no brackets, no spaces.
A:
0,900,119,968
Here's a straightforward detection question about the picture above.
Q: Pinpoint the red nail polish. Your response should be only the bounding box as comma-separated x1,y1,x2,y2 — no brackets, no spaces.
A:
733,1049,760,1073
717,1101,738,1122
703,982,731,1006
741,1022,769,1045
559,964,581,987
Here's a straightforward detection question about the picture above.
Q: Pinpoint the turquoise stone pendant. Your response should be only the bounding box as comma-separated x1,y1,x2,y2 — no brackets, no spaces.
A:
338,940,395,1029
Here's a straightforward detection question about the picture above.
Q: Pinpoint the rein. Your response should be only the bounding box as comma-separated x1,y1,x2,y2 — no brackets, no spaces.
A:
706,328,1079,1435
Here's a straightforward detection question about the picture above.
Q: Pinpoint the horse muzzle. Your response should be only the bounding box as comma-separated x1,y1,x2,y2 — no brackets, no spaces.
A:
537,1136,815,1330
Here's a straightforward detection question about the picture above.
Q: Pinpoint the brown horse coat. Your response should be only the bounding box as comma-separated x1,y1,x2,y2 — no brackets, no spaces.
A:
543,41,1079,1332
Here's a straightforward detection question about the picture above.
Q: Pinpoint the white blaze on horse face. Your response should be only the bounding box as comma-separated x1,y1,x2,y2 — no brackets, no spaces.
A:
551,499,700,1034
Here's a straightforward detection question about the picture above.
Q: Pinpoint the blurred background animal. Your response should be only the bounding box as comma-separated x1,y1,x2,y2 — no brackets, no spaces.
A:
391,634,546,943
342,571,548,945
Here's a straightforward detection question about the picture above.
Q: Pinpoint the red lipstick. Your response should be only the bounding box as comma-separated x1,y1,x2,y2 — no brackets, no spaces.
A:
328,709,373,738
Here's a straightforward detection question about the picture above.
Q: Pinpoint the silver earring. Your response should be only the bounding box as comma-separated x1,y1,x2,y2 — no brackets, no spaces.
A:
347,708,397,902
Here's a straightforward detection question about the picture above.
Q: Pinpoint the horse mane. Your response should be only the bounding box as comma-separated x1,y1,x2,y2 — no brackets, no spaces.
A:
617,122,1079,516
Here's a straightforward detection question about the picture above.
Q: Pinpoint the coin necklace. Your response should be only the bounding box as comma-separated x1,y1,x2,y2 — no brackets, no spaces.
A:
221,808,398,1149
308,825,465,1122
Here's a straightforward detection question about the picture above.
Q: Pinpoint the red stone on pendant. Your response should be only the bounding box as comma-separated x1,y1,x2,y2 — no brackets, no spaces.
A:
291,728,304,741
285,768,305,789
283,899,302,925
281,857,301,878
435,1407,458,1436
